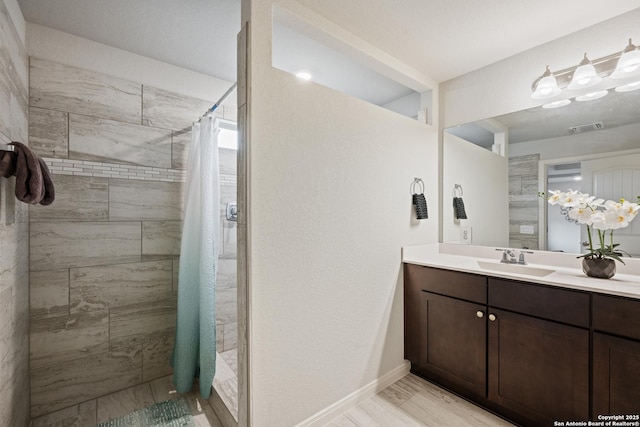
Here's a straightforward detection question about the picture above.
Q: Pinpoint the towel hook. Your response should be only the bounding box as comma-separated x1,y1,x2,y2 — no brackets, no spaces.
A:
453,184,463,198
410,177,424,195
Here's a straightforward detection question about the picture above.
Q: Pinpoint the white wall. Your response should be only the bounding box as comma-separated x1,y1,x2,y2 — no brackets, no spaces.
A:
443,133,509,247
441,8,640,128
25,23,235,106
382,92,421,119
243,1,438,425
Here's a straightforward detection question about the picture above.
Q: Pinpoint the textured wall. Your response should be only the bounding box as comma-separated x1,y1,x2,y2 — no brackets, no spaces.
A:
244,1,438,425
442,132,509,247
28,57,237,419
440,9,640,128
0,0,30,425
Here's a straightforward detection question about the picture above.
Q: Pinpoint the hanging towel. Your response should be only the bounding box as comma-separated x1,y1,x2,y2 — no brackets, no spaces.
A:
412,193,428,220
453,197,467,219
6,142,44,204
38,157,55,206
0,142,55,205
172,115,220,399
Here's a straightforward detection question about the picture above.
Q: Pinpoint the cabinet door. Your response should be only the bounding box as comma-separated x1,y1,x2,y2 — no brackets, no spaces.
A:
488,308,589,425
594,332,640,416
417,292,486,398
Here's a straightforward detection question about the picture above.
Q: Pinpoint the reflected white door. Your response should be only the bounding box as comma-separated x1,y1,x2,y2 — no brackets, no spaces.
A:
581,154,640,257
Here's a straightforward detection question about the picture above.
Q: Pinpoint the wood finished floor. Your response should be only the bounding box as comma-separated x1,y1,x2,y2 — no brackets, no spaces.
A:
324,374,516,427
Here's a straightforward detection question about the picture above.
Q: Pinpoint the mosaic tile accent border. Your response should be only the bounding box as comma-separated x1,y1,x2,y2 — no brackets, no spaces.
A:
44,158,187,183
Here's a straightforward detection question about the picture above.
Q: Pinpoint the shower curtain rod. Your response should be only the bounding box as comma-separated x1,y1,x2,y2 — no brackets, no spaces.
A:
198,82,237,121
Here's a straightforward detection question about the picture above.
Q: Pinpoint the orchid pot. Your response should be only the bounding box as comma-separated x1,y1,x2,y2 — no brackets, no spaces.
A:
547,190,640,279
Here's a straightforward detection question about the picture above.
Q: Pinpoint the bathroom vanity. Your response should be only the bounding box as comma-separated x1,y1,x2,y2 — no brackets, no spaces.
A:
403,244,640,427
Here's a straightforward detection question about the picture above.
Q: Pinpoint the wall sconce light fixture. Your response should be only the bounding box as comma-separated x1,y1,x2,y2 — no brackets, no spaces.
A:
531,38,640,102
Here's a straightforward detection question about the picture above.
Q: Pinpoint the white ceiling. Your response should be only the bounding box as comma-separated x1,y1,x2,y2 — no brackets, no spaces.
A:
295,0,640,82
17,0,241,82
16,0,640,84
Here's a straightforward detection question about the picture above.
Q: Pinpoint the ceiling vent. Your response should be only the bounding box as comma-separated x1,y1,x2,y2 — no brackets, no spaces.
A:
569,122,603,134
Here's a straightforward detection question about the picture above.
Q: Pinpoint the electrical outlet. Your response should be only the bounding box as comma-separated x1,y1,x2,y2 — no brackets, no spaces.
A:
520,225,535,235
460,226,472,244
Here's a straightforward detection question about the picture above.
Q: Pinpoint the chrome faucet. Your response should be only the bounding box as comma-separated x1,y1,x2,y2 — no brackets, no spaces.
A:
496,248,533,265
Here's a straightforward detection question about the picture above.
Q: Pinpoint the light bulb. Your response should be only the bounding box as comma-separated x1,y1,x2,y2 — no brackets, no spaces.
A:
542,99,571,109
611,39,640,79
575,90,608,102
532,67,561,99
568,54,601,90
615,80,640,92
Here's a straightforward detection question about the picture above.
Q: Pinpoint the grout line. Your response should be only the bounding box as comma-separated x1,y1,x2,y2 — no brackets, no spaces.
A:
66,112,70,159
140,221,143,261
107,307,111,350
140,85,144,126
67,268,71,315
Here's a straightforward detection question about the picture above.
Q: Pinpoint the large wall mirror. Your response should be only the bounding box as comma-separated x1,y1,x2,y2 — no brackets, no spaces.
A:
444,87,640,256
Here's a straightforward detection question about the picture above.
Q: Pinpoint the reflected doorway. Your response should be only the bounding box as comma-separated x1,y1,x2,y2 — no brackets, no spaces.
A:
546,162,582,253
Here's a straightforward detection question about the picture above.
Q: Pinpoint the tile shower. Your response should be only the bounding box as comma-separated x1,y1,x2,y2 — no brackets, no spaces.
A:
27,57,237,421
0,0,30,425
509,154,540,250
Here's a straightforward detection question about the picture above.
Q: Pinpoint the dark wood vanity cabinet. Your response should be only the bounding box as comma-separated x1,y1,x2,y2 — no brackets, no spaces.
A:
404,263,487,400
404,264,592,426
487,308,589,425
417,291,487,398
488,279,590,425
593,294,640,415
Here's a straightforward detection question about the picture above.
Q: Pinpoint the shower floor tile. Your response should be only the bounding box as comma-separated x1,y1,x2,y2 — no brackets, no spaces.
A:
212,349,238,424
31,376,224,427
220,348,238,376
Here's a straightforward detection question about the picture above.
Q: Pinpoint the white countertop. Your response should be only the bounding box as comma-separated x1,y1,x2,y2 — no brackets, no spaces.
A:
403,243,640,300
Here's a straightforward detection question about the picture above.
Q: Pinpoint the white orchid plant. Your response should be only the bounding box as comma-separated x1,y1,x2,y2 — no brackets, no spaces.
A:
547,190,640,263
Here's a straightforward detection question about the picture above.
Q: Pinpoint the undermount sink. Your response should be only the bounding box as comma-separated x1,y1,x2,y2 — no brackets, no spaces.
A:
477,261,555,277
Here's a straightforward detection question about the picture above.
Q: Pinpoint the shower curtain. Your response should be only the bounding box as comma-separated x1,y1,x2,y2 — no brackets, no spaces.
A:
172,114,220,398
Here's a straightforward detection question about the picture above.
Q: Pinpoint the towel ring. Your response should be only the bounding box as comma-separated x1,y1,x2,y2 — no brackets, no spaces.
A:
410,178,424,195
453,184,463,198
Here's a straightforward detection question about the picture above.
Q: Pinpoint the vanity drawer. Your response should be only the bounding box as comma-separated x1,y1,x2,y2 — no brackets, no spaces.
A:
593,294,640,341
488,278,589,327
404,264,486,304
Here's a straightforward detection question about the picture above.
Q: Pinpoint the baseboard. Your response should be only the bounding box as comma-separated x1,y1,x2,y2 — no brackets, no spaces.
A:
295,360,410,427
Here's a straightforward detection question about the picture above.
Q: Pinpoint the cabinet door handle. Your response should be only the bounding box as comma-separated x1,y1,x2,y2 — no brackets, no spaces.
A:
476,311,484,318
489,314,497,322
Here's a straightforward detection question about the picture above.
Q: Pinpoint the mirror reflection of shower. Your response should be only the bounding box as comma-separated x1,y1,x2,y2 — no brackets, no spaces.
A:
546,162,582,253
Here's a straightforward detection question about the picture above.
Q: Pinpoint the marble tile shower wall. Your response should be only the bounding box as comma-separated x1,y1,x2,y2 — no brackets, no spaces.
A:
509,154,540,250
0,1,30,426
28,57,238,419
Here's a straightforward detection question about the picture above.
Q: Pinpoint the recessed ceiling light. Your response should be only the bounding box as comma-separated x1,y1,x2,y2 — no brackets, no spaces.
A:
542,99,571,109
295,71,312,81
574,176,582,181
575,90,608,102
